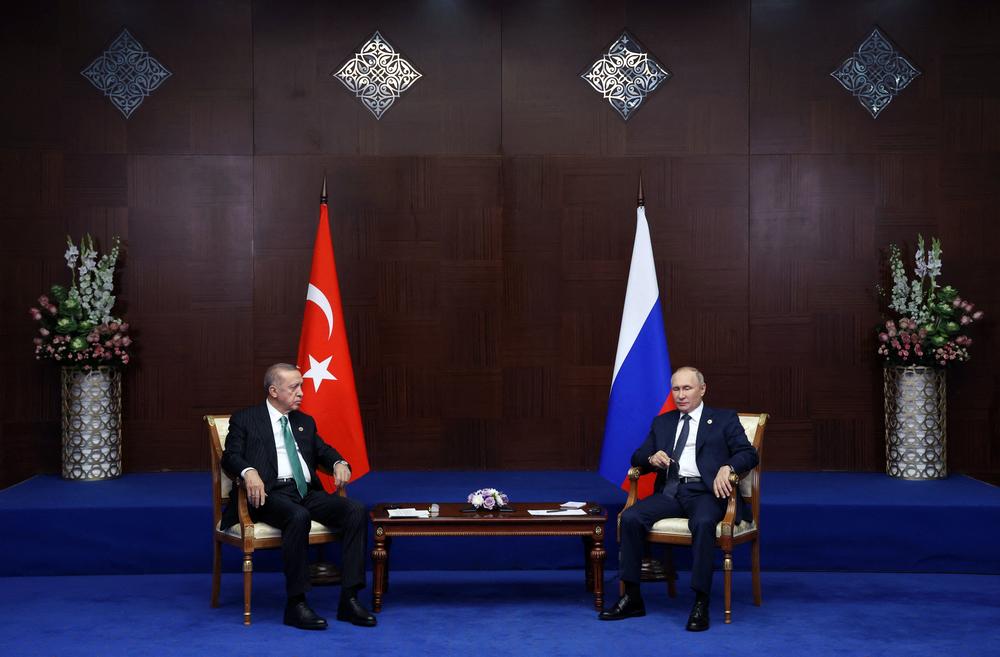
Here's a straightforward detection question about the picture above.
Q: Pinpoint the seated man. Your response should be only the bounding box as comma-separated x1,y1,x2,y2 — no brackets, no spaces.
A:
599,366,758,631
221,363,376,630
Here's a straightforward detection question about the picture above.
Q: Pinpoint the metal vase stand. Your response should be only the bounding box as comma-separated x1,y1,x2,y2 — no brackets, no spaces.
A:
883,365,946,480
61,366,123,480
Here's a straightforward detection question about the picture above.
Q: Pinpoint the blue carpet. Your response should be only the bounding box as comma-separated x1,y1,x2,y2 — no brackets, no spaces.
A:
0,571,997,657
2,471,999,575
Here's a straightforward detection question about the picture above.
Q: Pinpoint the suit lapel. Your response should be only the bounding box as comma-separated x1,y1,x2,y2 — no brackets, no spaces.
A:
288,411,312,471
663,412,681,458
256,402,279,473
696,405,713,455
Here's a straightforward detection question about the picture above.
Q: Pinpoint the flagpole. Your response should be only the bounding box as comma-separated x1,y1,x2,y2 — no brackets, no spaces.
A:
637,173,644,207
321,175,328,204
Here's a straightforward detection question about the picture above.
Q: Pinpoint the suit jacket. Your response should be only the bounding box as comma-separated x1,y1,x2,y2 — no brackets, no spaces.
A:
630,405,759,523
220,402,345,529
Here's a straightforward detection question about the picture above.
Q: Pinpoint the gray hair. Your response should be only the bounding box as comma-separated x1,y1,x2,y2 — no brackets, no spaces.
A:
673,366,705,386
264,363,298,394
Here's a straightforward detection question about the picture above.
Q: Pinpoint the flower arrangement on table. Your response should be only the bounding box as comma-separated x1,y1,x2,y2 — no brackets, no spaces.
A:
467,488,510,511
877,235,983,367
29,235,132,369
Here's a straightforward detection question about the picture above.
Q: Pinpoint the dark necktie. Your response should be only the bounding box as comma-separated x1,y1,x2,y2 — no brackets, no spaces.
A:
279,416,308,497
662,414,692,498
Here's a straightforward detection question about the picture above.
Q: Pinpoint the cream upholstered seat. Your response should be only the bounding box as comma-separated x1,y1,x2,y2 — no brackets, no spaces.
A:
620,412,767,624
206,414,345,625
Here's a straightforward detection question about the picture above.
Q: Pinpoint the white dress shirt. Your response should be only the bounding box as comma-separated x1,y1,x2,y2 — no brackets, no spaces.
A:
674,402,704,478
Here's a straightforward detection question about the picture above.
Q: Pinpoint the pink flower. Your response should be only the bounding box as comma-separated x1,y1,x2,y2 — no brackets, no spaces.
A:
121,336,132,346
29,307,42,320
961,315,972,325
33,337,42,345
879,332,889,343
46,304,57,314
38,295,49,305
39,328,50,337
119,323,129,332
953,297,963,308
109,322,120,332
973,311,984,320
121,354,130,364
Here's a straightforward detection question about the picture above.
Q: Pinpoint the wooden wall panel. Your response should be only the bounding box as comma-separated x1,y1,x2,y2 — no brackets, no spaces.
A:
2,0,999,487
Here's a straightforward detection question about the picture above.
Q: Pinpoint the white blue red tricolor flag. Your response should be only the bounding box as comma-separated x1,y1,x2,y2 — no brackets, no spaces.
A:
598,205,674,497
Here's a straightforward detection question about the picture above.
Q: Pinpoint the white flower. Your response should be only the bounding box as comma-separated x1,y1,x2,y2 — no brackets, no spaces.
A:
471,493,484,507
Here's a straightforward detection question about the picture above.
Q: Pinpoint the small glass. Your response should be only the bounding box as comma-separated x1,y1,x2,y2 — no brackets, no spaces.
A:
428,503,439,517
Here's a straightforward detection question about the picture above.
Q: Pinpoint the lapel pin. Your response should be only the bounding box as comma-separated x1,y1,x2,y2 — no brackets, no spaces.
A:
298,426,303,432
707,419,713,425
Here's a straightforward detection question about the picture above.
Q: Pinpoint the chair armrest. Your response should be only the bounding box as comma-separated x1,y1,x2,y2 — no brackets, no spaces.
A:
623,467,643,510
719,470,742,545
230,479,258,550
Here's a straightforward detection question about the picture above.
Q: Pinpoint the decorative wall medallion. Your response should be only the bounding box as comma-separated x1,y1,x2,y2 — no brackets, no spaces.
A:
581,31,671,120
81,28,172,119
831,27,921,118
333,31,422,120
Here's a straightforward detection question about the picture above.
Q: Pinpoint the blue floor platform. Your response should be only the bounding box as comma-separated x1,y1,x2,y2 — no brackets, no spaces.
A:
2,470,998,577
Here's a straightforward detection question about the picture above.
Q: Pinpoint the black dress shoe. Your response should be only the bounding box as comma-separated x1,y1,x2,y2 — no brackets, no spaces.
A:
598,593,646,620
337,596,377,627
283,600,328,630
686,598,710,632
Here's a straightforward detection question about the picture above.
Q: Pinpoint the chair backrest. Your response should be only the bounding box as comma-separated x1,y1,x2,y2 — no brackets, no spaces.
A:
737,412,768,522
205,414,233,529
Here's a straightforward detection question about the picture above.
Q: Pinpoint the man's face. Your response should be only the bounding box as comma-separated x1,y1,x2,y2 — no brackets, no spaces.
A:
671,369,705,414
269,369,304,414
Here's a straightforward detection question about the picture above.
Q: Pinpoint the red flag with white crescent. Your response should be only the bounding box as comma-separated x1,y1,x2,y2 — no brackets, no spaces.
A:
296,184,370,488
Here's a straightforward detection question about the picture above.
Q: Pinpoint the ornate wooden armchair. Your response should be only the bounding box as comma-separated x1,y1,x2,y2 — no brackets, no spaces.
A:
206,414,346,625
620,412,767,624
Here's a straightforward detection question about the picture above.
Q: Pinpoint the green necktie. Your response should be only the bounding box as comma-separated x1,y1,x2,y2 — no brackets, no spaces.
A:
279,416,308,497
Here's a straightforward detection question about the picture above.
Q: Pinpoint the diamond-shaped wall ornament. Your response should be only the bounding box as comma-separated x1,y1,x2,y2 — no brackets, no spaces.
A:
831,27,921,118
333,31,422,120
81,28,172,119
581,31,671,121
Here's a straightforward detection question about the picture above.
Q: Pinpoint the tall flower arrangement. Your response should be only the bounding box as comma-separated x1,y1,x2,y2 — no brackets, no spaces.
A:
877,236,982,367
29,235,132,368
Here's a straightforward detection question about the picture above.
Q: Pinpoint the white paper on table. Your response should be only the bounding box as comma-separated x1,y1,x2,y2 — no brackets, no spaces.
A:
560,501,587,508
527,509,587,516
387,508,430,518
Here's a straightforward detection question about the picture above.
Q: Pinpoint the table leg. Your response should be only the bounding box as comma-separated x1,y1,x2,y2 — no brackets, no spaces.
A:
372,527,388,612
582,537,594,592
590,533,606,611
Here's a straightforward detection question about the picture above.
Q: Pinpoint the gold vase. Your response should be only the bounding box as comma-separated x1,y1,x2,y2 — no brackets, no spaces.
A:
883,365,946,480
61,366,123,480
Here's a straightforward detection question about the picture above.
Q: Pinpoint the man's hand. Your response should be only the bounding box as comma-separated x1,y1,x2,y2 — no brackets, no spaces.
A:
243,469,266,508
647,450,671,470
713,465,734,499
334,462,352,488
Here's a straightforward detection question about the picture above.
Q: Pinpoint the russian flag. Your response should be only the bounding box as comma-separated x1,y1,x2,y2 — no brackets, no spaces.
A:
598,204,674,496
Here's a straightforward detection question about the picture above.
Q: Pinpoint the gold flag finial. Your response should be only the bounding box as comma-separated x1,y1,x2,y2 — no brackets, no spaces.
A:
637,173,645,207
321,175,328,204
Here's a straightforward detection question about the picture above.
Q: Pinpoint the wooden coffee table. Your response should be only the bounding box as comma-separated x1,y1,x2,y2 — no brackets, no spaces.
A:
369,502,607,611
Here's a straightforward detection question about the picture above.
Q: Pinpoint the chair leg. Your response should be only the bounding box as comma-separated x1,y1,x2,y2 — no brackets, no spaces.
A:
242,553,253,626
723,552,733,624
663,546,677,598
211,541,222,608
752,538,762,606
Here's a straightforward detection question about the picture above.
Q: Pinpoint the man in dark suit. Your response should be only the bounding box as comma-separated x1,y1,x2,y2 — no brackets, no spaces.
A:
599,366,758,631
221,363,376,630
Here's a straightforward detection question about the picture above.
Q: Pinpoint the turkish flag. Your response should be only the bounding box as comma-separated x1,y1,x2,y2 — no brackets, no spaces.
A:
296,185,370,488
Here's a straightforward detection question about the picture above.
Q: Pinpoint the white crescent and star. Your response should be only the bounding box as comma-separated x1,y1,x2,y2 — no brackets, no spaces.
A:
306,283,334,340
302,284,338,391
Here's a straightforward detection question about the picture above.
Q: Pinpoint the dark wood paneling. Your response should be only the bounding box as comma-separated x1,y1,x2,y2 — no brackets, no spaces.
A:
2,0,999,488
